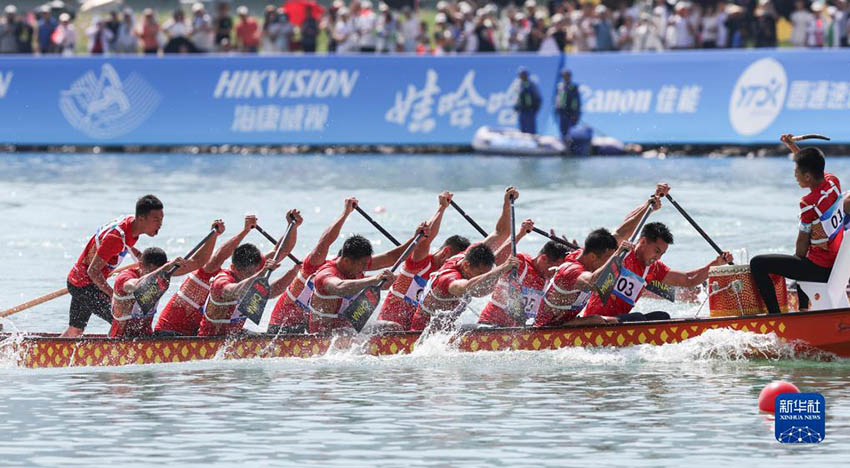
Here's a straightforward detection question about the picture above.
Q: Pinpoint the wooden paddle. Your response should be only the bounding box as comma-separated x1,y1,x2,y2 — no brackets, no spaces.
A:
254,225,302,265
354,204,401,246
792,134,831,141
450,200,489,237
0,262,138,318
530,227,579,250
133,228,219,314
665,194,732,266
237,219,296,325
594,198,655,304
341,230,427,332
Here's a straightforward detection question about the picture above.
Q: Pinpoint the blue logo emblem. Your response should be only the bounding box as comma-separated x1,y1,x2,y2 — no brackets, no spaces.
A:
775,393,825,444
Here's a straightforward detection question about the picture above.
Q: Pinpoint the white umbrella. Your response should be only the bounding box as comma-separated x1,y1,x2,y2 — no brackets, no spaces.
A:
79,0,122,13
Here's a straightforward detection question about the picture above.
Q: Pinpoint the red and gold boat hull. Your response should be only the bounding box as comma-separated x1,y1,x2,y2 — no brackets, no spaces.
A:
3,309,850,368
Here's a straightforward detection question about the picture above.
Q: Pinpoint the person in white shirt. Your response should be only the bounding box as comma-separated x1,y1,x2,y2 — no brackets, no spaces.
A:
115,8,138,53
54,12,76,55
357,0,377,52
701,3,720,48
790,0,814,47
86,16,114,54
400,6,419,52
189,2,215,52
670,2,696,49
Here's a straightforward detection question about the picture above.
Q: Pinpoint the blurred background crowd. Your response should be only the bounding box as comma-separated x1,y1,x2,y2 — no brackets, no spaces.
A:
0,0,847,55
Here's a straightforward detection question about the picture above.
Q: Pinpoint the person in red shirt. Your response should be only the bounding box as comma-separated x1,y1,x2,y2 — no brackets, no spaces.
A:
62,195,165,338
110,248,191,338
308,224,427,334
377,191,470,331
199,210,303,336
155,216,256,336
235,5,259,52
409,187,522,332
478,219,571,328
751,135,843,314
267,198,359,335
584,192,733,322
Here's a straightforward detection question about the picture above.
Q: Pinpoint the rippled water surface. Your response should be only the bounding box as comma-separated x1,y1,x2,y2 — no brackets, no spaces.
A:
0,153,848,466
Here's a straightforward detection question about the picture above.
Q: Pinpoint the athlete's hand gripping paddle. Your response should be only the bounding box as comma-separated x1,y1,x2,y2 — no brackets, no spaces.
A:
354,204,401,246
133,226,220,313
449,200,489,237
341,229,427,332
237,218,296,325
594,198,655,304
254,224,301,265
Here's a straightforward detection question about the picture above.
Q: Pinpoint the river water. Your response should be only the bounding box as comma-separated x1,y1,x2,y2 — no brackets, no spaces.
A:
0,153,847,466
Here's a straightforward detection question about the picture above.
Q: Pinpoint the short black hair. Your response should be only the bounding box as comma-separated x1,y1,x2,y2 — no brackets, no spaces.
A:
583,228,617,256
232,243,262,270
794,147,826,179
136,194,163,217
464,243,495,268
539,240,570,261
441,235,471,254
641,222,674,244
141,247,167,267
341,235,373,260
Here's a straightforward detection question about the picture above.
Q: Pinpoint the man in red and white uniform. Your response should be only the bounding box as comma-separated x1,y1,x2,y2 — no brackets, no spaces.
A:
110,248,188,338
752,135,843,313
63,194,165,338
155,216,255,336
198,210,303,336
308,224,427,334
478,219,571,328
410,187,522,332
377,191,470,330
584,186,732,322
267,198,359,335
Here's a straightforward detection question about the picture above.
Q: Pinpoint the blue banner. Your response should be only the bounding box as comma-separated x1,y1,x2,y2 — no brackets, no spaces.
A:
0,50,847,146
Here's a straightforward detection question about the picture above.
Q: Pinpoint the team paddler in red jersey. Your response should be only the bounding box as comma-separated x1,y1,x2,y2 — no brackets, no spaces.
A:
409,187,522,332
376,191,471,331
198,210,303,336
154,216,259,336
62,195,165,338
267,198,359,335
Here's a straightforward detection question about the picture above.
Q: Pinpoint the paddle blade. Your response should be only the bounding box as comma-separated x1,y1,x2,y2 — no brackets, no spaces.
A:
645,280,676,303
341,286,381,333
133,270,171,314
594,255,624,304
237,278,271,325
503,275,526,324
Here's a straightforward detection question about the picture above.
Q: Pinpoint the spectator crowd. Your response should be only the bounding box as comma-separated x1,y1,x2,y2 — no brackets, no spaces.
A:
1,0,849,55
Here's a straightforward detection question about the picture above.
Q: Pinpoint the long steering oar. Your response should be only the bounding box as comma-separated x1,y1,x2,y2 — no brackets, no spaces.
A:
341,229,427,332
254,225,302,265
530,227,579,250
354,204,401,246
133,228,219,313
237,218,297,325
0,262,138,319
450,200,489,237
594,198,655,304
665,194,732,265
793,134,830,141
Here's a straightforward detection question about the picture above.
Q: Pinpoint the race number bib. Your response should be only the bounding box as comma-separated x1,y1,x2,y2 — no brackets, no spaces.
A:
295,279,315,310
403,275,427,306
520,286,544,319
612,266,647,306
819,197,844,241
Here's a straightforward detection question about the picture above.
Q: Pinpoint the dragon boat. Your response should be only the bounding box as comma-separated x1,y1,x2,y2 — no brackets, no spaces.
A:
2,308,849,368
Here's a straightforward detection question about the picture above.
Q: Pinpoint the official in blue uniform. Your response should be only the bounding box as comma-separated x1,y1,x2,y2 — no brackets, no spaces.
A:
555,69,581,144
514,68,541,134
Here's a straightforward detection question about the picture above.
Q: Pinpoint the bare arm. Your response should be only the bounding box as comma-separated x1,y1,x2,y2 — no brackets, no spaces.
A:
266,209,303,263
482,186,519,250
123,258,186,293
270,264,300,298
321,270,394,297
173,220,225,276
795,230,810,258
493,219,533,265
308,197,357,266
781,133,801,154
87,256,114,297
371,222,428,269
447,257,519,298
573,241,633,290
662,252,733,287
202,216,256,274
413,191,452,262
220,260,280,300
613,183,669,243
